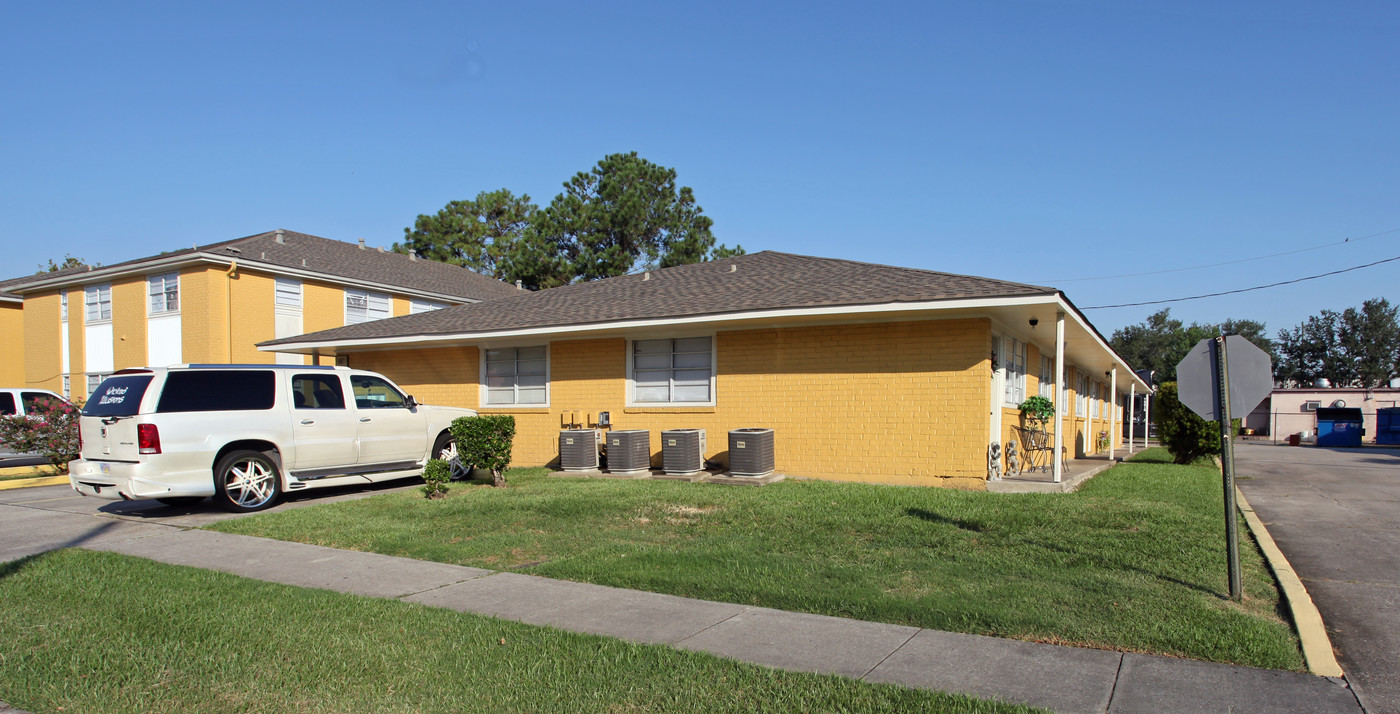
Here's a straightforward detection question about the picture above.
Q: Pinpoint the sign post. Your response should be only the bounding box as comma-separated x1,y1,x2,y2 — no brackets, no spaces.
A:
1176,335,1273,602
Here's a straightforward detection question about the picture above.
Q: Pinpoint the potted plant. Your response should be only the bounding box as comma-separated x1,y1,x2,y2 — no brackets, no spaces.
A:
1018,395,1055,431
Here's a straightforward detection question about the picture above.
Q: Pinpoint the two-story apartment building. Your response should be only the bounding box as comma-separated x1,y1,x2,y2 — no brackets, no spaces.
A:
9,229,520,400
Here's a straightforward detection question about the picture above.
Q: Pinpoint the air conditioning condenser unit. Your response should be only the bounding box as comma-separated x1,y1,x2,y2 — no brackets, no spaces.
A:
606,430,651,474
559,429,600,471
728,428,775,477
661,428,706,476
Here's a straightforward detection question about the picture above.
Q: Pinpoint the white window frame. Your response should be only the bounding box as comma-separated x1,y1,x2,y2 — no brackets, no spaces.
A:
479,345,550,407
275,278,302,312
84,284,112,323
148,272,179,315
1091,381,1101,419
60,292,68,322
627,334,717,407
85,372,110,399
1039,355,1055,400
344,289,390,324
61,375,71,400
1002,336,1026,406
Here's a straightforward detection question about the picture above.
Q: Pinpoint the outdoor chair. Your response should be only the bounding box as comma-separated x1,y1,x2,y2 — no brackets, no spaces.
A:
1011,425,1054,473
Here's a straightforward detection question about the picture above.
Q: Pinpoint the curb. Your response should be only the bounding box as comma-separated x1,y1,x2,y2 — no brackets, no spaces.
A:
1235,486,1345,678
0,474,69,490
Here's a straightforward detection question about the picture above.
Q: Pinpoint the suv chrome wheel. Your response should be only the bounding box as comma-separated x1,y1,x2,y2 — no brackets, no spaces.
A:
214,449,282,513
433,434,471,481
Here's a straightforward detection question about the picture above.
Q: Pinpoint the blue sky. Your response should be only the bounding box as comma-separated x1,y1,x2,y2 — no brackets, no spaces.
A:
2,0,1396,337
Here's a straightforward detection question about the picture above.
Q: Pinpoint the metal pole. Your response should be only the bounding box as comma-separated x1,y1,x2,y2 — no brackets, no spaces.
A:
1215,337,1242,601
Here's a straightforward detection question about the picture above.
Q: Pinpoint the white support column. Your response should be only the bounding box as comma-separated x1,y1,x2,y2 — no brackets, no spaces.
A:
1143,392,1151,449
1129,383,1137,453
1053,311,1066,483
1109,367,1118,461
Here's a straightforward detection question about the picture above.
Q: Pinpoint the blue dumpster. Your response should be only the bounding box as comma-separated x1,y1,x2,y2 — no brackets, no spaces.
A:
1378,407,1400,446
1316,407,1363,447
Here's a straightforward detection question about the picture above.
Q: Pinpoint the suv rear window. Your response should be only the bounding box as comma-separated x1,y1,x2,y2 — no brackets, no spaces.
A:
83,376,154,417
156,371,277,413
0,393,15,416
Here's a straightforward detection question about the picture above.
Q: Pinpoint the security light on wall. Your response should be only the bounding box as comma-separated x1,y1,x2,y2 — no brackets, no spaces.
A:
1029,318,1039,328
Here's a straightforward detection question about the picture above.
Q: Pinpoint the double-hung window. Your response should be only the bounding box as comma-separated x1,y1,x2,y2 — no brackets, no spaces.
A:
345,289,390,324
275,278,302,310
84,284,112,322
1039,355,1055,399
483,346,548,406
148,273,179,314
1076,373,1088,417
631,337,714,405
60,292,68,321
1002,337,1026,405
410,298,447,314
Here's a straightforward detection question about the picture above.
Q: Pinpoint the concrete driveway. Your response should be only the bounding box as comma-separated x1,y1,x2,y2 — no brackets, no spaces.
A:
1235,441,1400,714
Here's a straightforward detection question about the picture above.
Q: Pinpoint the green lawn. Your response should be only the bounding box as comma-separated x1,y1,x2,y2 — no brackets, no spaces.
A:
0,549,1036,714
210,448,1305,670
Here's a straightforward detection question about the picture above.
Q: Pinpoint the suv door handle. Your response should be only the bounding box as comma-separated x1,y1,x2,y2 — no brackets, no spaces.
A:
300,419,315,425
359,417,372,423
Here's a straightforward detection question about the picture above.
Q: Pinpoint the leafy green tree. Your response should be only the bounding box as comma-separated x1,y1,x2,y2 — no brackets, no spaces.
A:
394,189,537,279
1277,298,1399,387
36,254,88,274
509,152,742,289
1109,309,1276,385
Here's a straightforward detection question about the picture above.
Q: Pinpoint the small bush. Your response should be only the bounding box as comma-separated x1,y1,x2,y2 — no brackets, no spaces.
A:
0,398,79,472
450,415,516,488
1156,382,1240,465
421,459,450,499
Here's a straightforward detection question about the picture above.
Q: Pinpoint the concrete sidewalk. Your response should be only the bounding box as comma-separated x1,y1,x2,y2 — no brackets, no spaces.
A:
0,502,1364,714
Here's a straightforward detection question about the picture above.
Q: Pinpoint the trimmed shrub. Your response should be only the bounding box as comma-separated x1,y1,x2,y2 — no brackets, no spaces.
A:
450,415,516,488
421,459,451,499
0,397,80,472
1156,382,1239,465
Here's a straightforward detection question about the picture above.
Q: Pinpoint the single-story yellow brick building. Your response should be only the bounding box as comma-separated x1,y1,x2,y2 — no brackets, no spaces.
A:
261,252,1149,489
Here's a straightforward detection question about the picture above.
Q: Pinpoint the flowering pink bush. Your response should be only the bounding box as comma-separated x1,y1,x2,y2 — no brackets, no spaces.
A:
0,397,80,472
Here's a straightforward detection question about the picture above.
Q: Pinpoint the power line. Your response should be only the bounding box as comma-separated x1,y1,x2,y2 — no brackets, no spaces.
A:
1081,254,1400,310
1040,226,1400,283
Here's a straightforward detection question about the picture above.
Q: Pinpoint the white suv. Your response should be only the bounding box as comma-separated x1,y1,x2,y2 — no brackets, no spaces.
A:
69,365,475,512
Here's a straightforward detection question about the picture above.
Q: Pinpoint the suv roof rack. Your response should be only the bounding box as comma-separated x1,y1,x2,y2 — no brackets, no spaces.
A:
183,364,338,370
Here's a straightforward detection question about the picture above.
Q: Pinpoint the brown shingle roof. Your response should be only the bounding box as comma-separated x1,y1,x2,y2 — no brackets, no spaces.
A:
9,230,521,302
0,264,95,301
261,251,1055,347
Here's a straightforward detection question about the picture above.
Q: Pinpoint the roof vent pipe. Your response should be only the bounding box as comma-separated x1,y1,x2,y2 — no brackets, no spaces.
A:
358,238,366,249
409,252,417,261
515,280,523,290
378,246,385,252
275,229,285,244
643,271,651,281
730,264,736,272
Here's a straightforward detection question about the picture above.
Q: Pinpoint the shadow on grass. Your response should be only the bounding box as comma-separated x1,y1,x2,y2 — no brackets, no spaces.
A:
1026,535,1226,600
905,507,986,532
0,519,122,583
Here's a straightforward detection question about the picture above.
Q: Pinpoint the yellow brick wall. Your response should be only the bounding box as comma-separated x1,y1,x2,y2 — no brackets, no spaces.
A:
180,267,229,363
228,270,276,364
0,302,24,386
352,318,994,489
22,292,64,392
304,281,344,335
111,276,147,369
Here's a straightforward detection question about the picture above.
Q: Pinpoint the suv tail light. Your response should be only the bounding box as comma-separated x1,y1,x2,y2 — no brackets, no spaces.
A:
138,423,162,454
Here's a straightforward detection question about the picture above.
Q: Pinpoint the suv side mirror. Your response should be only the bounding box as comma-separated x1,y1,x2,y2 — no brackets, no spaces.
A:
405,395,418,409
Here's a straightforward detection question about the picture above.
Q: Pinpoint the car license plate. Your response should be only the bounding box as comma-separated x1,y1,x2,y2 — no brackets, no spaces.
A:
100,463,111,475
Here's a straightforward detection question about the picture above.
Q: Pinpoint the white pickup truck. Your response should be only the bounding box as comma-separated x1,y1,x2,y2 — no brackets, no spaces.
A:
69,364,474,512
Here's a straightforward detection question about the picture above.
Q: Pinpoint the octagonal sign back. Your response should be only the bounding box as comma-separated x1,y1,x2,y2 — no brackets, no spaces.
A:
1176,335,1274,422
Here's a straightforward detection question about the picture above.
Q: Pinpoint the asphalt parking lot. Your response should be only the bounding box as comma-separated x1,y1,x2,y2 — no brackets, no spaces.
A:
1234,441,1400,714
